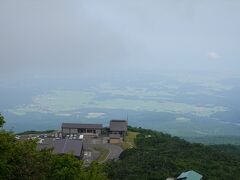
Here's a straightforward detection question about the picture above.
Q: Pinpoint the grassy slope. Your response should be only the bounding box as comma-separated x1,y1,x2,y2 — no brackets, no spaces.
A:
121,131,139,150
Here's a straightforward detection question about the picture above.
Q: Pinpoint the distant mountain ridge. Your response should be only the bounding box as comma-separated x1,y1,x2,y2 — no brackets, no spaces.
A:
183,135,240,145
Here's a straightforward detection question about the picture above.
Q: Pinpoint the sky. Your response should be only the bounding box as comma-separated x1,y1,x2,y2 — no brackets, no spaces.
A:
0,0,240,80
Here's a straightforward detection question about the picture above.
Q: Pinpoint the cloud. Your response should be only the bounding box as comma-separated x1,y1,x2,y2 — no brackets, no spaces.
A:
207,52,220,60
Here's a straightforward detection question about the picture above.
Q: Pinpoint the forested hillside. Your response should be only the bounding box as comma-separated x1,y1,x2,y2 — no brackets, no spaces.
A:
105,127,240,180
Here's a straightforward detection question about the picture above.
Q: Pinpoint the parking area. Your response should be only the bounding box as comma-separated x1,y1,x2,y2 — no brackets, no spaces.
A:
16,133,123,165
83,136,123,164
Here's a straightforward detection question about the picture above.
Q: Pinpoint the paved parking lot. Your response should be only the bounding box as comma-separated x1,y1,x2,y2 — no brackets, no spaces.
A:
83,136,123,164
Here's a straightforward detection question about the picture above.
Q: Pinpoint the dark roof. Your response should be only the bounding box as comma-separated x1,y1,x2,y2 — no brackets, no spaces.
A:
110,120,127,131
38,139,83,157
52,139,83,157
62,123,102,129
109,134,121,139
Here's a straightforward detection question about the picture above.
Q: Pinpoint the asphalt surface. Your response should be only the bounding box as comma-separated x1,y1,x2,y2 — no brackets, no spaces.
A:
83,137,123,164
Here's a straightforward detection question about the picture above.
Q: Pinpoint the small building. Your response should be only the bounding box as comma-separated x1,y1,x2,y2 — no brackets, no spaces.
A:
61,123,102,137
109,120,127,143
177,170,203,180
109,120,127,136
38,139,83,159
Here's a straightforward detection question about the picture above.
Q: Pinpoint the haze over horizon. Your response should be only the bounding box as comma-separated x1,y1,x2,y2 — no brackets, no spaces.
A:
1,0,240,80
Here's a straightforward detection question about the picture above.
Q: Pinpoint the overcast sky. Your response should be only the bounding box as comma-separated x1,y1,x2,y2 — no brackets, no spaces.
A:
0,0,240,79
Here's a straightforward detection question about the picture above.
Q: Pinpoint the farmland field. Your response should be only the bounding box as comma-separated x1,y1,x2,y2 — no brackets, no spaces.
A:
1,73,240,139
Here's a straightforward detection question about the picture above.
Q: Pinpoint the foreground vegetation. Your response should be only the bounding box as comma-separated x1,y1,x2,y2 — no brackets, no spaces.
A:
0,113,107,180
105,127,240,180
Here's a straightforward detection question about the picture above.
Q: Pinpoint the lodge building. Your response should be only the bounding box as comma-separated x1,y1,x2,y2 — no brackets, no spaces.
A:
61,120,128,144
61,123,102,137
37,120,128,160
